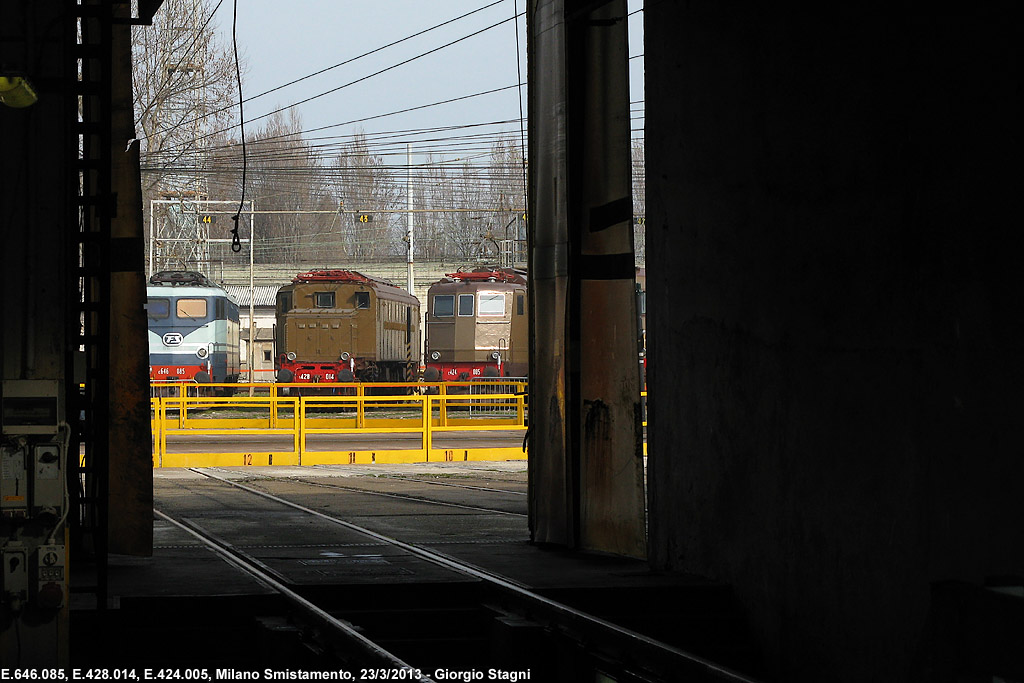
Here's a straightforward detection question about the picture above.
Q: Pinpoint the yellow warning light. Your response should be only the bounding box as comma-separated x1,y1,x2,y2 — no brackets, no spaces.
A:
0,76,38,108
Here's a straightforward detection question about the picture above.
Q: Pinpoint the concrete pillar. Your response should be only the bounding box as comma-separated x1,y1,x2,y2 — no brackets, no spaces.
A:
528,0,645,557
108,2,154,556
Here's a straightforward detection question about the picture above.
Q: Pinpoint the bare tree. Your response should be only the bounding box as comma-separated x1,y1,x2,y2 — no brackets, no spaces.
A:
631,137,645,263
486,135,527,266
134,0,239,190
332,132,403,260
244,110,333,263
418,156,484,260
134,0,243,273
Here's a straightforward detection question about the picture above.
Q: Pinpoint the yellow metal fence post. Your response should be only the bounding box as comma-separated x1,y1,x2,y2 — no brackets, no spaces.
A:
160,396,168,467
177,383,185,428
151,398,159,468
439,383,448,428
357,384,365,429
270,383,278,429
298,395,305,465
423,393,432,461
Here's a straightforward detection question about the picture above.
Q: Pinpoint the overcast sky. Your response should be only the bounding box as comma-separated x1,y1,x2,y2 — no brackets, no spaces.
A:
210,0,645,162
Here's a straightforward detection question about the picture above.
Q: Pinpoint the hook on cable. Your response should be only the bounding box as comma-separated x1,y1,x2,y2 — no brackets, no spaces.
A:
230,215,242,253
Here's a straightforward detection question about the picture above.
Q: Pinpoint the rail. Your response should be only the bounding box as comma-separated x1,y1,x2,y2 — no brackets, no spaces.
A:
150,381,528,468
177,468,762,683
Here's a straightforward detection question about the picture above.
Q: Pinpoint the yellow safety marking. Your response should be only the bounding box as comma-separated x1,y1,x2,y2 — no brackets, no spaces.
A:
427,448,525,463
160,452,300,468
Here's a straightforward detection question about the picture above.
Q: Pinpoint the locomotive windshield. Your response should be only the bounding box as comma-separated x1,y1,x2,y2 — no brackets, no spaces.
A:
355,291,370,309
315,291,335,307
176,298,207,319
458,294,474,316
478,293,505,316
434,295,454,317
147,298,170,319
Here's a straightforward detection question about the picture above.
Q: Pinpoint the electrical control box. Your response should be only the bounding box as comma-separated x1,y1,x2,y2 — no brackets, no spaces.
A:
2,544,28,609
32,444,62,515
1,444,29,517
2,380,64,518
2,380,62,435
32,544,66,610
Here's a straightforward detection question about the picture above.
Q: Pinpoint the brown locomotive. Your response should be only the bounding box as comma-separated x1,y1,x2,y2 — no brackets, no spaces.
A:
423,267,528,381
275,269,420,383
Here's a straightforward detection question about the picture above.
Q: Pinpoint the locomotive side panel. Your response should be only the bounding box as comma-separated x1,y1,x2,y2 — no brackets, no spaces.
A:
508,288,528,375
375,290,421,364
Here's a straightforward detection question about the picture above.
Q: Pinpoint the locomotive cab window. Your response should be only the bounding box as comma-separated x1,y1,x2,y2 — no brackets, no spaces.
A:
434,295,454,317
517,295,524,316
478,292,505,316
176,298,208,319
215,298,226,320
147,298,170,319
355,291,370,309
458,294,474,316
277,291,292,314
315,291,335,308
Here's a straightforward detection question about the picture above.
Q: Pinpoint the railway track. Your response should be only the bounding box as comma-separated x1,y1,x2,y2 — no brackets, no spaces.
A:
198,468,527,517
373,475,528,497
149,469,763,683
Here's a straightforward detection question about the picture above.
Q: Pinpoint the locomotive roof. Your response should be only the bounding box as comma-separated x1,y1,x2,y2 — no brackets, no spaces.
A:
436,267,528,286
148,270,220,288
283,269,419,305
146,283,236,302
290,269,398,287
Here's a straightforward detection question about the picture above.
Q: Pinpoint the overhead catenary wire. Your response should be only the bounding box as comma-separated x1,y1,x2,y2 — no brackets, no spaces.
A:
142,0,509,145
237,1,507,111
145,1,644,255
161,10,526,153
150,94,640,161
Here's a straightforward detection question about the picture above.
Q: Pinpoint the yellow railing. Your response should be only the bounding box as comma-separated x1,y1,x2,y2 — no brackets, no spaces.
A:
150,381,528,468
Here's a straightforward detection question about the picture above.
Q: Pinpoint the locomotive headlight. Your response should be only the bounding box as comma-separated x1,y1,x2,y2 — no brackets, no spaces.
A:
286,351,297,361
196,347,209,359
430,351,441,361
340,351,351,361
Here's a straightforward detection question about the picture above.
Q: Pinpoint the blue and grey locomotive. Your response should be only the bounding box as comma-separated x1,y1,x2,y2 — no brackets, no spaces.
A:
146,271,240,385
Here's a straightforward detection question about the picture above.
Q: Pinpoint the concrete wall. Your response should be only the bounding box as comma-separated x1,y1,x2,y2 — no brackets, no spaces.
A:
645,5,1021,681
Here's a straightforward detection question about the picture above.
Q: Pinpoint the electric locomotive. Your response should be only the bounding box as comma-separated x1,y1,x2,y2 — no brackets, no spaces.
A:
146,270,241,385
275,269,420,383
423,267,528,381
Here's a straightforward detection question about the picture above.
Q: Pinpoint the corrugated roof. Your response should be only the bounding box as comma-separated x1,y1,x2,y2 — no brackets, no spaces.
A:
223,285,281,307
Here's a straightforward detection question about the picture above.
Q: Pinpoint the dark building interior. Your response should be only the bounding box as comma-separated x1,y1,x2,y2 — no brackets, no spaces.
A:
2,2,1020,681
